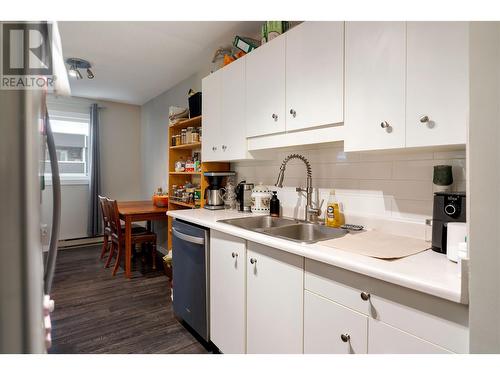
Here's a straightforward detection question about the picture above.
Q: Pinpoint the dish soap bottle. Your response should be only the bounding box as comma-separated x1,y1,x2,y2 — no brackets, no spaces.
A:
325,190,344,228
270,191,280,217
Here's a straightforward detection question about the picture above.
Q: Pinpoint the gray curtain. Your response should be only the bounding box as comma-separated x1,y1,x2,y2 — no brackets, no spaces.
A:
87,103,102,237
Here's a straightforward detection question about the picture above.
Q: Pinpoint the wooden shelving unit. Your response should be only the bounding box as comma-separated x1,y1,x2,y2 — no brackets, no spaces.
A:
167,115,229,250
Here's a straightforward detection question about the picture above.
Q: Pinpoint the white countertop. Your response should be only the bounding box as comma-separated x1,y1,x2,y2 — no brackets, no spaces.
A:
167,209,466,304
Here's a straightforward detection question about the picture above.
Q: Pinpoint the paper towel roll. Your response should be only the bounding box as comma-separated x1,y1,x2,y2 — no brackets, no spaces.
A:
447,222,467,262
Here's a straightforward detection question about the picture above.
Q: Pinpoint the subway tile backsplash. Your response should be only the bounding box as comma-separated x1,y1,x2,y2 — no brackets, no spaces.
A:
231,144,466,224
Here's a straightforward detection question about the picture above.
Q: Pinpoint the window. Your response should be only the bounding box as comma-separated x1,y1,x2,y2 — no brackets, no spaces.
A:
44,110,90,183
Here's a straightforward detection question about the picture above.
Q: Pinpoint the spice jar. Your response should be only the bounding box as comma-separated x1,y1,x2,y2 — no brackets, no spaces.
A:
171,136,177,146
186,127,193,144
191,128,199,143
181,129,187,144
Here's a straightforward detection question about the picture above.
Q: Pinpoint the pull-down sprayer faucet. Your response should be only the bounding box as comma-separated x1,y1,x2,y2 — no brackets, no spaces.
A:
275,154,321,223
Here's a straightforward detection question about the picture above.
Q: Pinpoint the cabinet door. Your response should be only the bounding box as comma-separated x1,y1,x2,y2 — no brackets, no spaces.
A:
210,231,246,353
245,36,286,138
246,242,303,353
220,57,249,160
304,291,368,354
406,22,468,147
286,21,344,131
345,22,406,151
201,70,221,161
368,319,451,354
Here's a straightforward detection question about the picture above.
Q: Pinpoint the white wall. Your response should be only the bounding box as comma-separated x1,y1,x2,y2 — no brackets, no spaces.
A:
42,96,142,240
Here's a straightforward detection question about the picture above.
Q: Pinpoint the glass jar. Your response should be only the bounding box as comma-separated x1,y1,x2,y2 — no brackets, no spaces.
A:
181,129,187,144
191,128,199,143
186,127,193,144
171,136,177,146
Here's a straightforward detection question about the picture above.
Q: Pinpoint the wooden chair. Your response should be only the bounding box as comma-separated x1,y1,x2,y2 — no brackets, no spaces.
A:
98,195,112,260
99,195,147,264
106,198,157,276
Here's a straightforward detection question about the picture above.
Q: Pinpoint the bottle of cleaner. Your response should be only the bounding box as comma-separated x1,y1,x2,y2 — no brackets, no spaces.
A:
325,190,344,228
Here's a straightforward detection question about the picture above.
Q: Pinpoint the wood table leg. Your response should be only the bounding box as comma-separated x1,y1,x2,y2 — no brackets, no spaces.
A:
147,220,152,232
125,217,132,279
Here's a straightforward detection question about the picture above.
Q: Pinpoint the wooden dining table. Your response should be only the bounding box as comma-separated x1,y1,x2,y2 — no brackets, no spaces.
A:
117,200,168,278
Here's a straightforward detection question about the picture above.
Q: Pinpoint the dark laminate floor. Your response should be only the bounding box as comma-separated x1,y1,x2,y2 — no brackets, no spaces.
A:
49,245,209,354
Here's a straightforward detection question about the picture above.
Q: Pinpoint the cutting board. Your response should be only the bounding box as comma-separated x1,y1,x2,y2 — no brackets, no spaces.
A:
319,230,430,259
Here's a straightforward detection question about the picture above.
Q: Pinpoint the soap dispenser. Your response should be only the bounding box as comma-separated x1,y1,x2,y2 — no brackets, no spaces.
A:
270,191,280,217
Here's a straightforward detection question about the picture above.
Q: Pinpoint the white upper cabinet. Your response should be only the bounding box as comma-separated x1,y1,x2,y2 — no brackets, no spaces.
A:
285,22,344,132
220,57,251,160
202,58,250,161
406,22,468,147
344,22,406,151
201,70,222,161
245,35,286,138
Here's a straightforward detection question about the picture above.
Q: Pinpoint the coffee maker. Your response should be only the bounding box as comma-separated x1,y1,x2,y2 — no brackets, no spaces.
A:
431,192,466,253
203,171,236,210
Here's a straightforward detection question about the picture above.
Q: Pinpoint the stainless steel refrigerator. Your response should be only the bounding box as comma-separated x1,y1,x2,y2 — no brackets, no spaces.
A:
0,21,70,353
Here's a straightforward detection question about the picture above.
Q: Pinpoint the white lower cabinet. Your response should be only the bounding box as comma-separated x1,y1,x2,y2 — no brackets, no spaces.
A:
304,291,367,354
246,242,304,353
368,319,451,354
210,231,246,353
209,234,467,354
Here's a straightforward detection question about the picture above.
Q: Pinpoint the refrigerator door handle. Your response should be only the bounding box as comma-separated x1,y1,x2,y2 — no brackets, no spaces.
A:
43,111,61,295
172,227,205,245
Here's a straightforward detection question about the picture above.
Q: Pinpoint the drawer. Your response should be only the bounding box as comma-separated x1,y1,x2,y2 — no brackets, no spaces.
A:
369,293,469,353
304,291,367,354
305,259,370,315
368,318,452,354
305,258,469,353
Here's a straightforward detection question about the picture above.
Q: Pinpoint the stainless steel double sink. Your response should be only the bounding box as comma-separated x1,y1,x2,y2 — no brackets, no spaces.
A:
217,216,348,244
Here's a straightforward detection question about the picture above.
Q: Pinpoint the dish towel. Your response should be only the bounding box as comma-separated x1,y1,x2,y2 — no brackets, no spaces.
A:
319,230,430,259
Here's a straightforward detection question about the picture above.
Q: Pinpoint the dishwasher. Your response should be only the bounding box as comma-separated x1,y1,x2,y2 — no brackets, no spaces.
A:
171,219,210,342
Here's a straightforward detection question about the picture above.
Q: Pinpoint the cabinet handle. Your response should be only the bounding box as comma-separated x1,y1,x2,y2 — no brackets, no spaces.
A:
420,115,430,124
231,252,238,258
272,113,278,122
212,146,217,151
360,291,371,301
250,258,257,264
341,334,350,343
222,145,227,151
380,121,392,133
289,109,296,118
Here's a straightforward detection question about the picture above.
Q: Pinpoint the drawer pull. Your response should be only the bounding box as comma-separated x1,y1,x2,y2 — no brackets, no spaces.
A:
231,252,238,258
360,291,371,301
250,258,257,264
340,333,350,343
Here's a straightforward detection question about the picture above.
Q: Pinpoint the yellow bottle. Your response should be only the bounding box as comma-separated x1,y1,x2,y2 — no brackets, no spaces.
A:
325,190,344,228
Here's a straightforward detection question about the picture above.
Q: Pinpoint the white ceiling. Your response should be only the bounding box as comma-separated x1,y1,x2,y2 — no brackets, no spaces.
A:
58,21,261,105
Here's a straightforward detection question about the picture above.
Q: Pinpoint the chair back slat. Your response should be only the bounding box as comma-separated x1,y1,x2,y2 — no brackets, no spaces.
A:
106,198,123,241
98,195,110,228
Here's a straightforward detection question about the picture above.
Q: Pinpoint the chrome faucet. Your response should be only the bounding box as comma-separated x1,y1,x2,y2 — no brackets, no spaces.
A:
275,154,321,223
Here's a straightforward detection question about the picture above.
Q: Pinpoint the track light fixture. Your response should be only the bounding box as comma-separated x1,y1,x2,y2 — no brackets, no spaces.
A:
65,58,95,80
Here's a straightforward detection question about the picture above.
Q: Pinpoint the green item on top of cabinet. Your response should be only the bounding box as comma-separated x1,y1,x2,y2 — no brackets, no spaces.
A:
233,35,261,54
261,21,290,44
